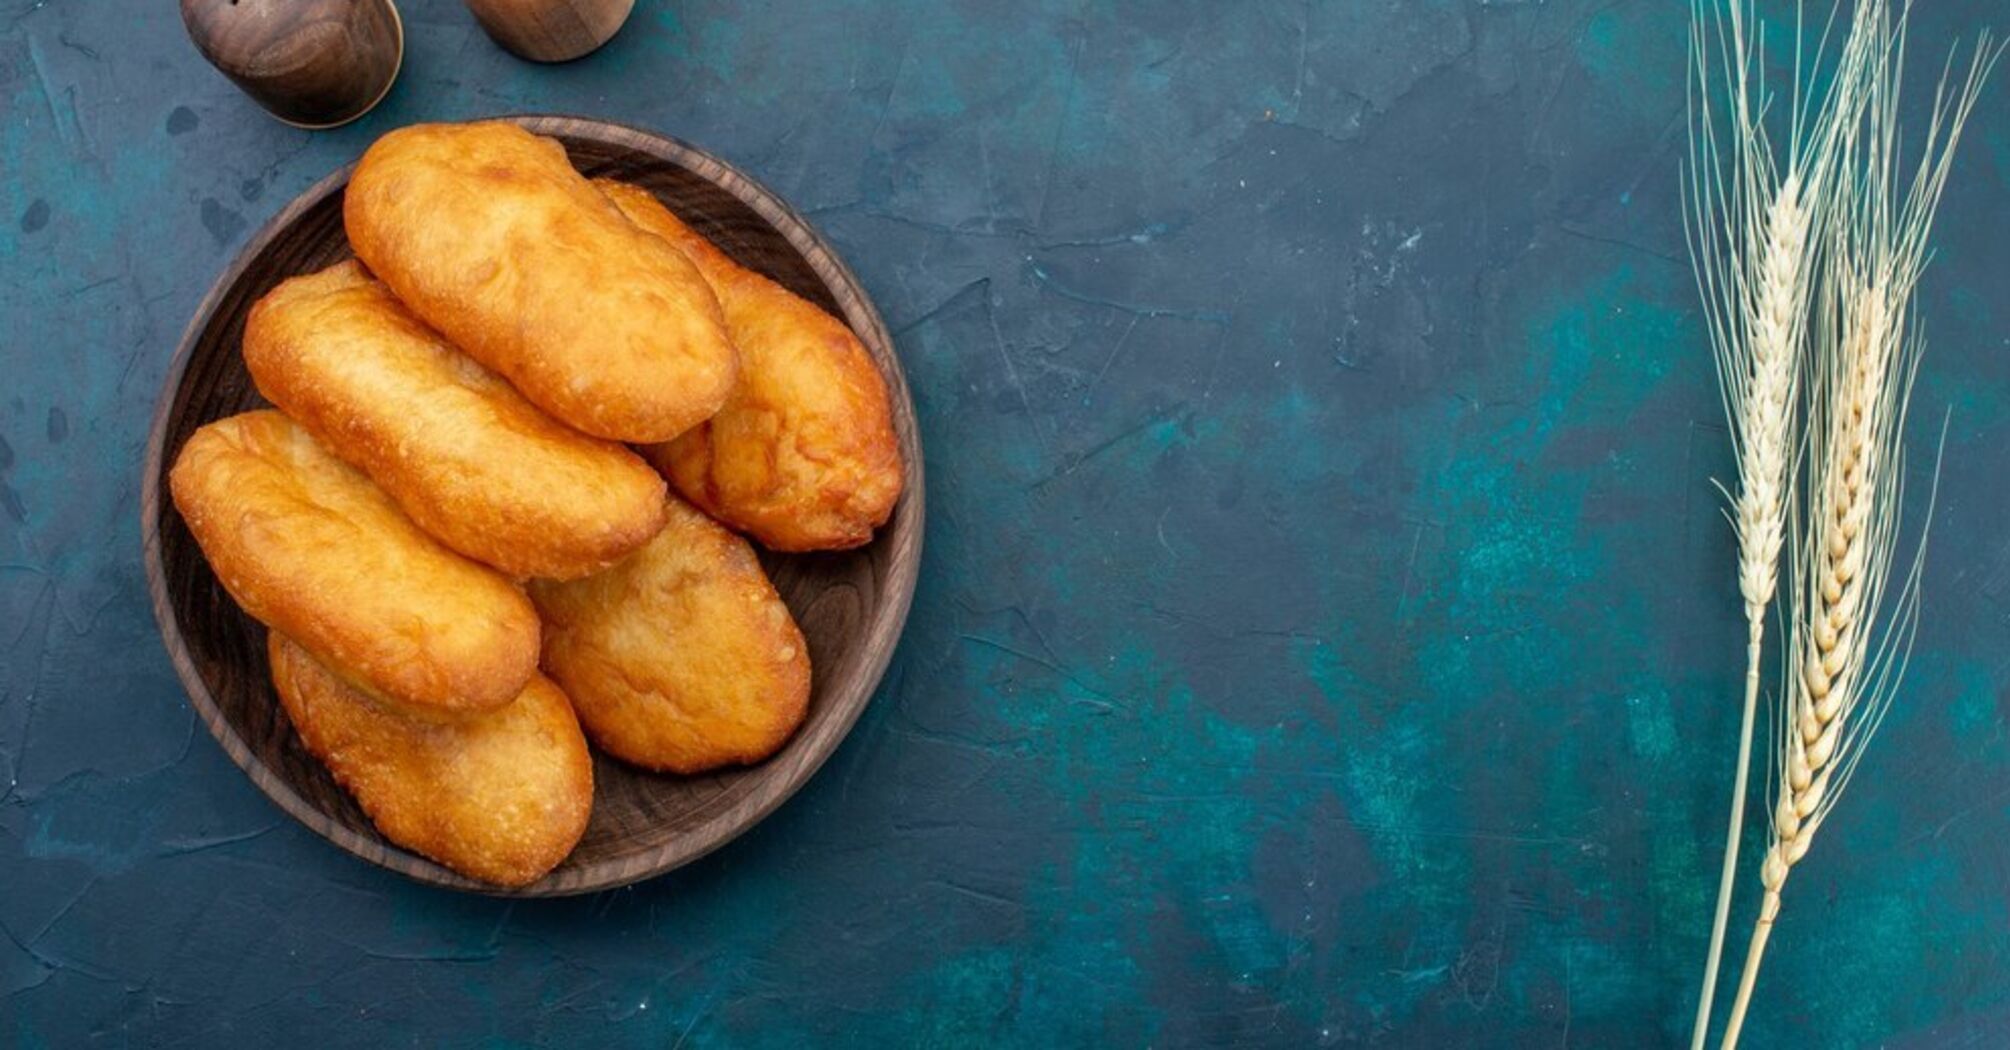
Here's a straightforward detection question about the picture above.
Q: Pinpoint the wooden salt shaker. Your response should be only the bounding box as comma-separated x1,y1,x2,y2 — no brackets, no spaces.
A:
181,0,404,129
464,0,635,63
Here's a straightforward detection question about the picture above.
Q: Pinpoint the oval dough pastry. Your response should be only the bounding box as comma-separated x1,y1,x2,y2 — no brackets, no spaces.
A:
528,494,810,773
245,259,667,580
345,121,736,443
598,179,905,551
169,410,538,714
269,634,593,888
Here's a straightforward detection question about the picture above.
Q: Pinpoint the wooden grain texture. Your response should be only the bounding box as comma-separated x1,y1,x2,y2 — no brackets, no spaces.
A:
180,0,404,129
463,0,633,63
141,115,925,897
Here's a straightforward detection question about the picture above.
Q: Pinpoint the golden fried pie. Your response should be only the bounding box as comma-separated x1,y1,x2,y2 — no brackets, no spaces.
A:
268,634,592,887
528,495,810,773
244,260,667,580
169,410,537,714
344,121,737,443
598,179,905,550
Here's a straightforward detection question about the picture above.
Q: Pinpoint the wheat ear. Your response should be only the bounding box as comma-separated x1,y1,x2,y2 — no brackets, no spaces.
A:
1682,3,1878,1045
1717,16,2001,1049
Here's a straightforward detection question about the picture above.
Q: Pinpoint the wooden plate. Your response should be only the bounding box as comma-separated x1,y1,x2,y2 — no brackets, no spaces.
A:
140,115,924,896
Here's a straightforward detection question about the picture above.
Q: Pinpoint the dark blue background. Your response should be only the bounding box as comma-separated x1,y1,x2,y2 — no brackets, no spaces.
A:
4,1,2009,1045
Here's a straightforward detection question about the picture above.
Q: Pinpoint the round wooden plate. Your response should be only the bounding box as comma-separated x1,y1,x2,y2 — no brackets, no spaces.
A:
141,115,924,896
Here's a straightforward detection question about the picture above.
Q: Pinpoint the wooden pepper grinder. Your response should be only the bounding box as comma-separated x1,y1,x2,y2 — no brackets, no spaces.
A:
464,0,635,63
181,0,404,129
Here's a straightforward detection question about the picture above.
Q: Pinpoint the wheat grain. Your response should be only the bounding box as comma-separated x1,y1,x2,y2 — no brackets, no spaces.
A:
1720,261,1910,1050
1683,3,1879,1045
1687,177,1810,1050
1716,14,2001,1048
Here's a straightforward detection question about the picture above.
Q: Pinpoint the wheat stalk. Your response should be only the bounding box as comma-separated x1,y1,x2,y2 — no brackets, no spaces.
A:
1683,3,1878,1045
1716,14,2001,1048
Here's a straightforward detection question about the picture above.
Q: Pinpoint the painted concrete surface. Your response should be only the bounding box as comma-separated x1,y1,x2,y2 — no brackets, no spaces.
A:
3,0,2009,1045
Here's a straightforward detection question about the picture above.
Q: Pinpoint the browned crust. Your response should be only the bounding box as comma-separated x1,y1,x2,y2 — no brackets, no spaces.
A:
169,410,538,712
244,260,668,580
528,494,811,773
269,633,593,887
597,179,904,551
344,122,737,443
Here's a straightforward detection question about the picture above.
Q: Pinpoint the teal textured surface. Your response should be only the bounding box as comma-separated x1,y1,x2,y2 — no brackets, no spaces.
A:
2,0,2008,1045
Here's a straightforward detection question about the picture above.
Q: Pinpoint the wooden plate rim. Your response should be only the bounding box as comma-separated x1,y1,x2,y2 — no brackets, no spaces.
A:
139,114,924,897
